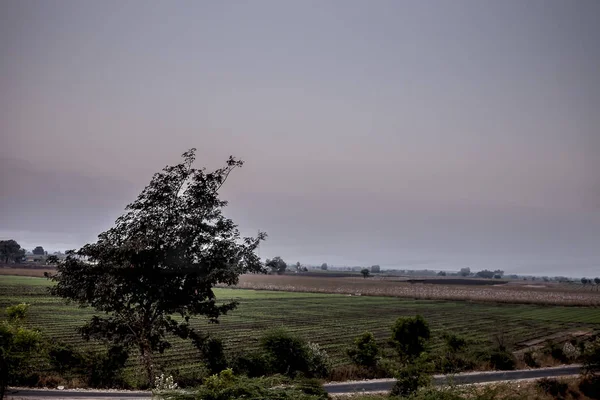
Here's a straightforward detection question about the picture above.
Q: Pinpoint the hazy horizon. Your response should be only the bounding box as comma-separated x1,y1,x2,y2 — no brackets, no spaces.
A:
1,1,598,277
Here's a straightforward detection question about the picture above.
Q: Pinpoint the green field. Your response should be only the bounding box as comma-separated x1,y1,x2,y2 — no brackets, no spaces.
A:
2,275,600,377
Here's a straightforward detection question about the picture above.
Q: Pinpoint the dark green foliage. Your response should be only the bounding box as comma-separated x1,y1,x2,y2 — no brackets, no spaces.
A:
266,257,287,275
489,349,516,370
86,346,129,388
201,337,228,375
391,315,431,360
230,351,270,377
32,246,45,255
476,270,495,279
0,304,42,400
47,149,265,385
48,342,129,388
442,333,467,353
260,329,310,377
361,269,370,278
48,342,85,375
347,331,380,367
46,255,59,265
159,369,329,400
536,378,568,399
390,355,432,397
0,240,25,264
437,332,474,373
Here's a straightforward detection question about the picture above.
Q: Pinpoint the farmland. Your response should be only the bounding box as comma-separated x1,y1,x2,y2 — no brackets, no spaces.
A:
2,274,600,383
234,274,600,306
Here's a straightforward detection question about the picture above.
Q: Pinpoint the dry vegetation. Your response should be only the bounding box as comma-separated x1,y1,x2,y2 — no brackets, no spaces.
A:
235,274,600,306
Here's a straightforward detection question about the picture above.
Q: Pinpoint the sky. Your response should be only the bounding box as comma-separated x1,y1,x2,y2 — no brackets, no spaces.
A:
1,0,599,276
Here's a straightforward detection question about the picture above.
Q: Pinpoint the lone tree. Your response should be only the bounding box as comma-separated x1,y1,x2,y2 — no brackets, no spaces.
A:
32,246,45,256
47,149,265,386
0,240,25,264
360,268,370,278
265,256,287,275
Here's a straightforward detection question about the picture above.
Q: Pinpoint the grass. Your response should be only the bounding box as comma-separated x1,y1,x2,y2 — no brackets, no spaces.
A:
2,275,600,383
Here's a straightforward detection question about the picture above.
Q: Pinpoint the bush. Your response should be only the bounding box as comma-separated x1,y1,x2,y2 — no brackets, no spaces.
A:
260,328,309,377
230,351,269,378
86,346,129,388
347,331,380,367
489,349,516,371
201,337,228,375
544,340,569,364
305,342,331,378
0,304,43,398
536,378,568,399
258,329,329,378
582,338,600,375
523,351,539,368
391,315,430,360
48,342,86,376
158,369,329,400
390,358,431,397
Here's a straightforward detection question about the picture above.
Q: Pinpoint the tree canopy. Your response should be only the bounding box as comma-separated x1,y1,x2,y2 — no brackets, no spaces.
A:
265,257,287,275
391,315,431,360
0,240,25,264
47,149,266,385
32,246,45,255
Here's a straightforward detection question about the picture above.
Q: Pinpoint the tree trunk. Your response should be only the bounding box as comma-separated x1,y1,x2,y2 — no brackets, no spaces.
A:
140,343,155,388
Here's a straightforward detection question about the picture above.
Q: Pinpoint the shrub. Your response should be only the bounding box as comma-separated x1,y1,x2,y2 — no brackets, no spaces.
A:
86,346,129,388
391,315,430,360
489,349,516,371
0,304,43,398
390,355,432,397
583,338,600,376
48,342,86,376
523,351,539,368
305,342,331,378
347,331,380,367
201,337,228,375
161,370,328,400
230,351,269,378
260,328,309,377
536,378,568,399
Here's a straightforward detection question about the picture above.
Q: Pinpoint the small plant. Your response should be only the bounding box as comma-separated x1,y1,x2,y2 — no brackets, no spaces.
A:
154,373,178,391
562,341,580,360
523,350,539,368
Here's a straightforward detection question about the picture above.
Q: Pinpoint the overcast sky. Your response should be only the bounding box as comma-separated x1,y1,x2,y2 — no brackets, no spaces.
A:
1,0,599,276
